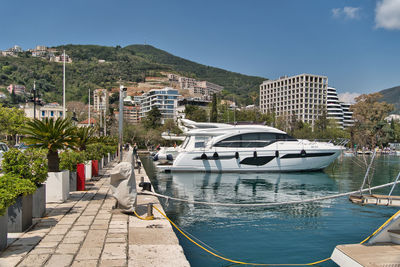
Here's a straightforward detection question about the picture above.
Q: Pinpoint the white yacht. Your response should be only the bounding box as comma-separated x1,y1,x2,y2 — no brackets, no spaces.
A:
153,119,232,164
169,124,344,172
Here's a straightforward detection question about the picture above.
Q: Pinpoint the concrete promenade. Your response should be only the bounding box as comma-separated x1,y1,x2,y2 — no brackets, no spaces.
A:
0,158,189,266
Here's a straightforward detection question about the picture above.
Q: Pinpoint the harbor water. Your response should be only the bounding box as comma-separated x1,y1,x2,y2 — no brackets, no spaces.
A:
141,155,400,266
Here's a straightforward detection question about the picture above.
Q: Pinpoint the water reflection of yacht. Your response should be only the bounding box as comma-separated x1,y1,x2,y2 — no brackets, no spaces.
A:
169,171,337,204
171,124,343,172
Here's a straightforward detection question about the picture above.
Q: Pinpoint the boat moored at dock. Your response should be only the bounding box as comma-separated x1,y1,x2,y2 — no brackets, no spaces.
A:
168,124,344,172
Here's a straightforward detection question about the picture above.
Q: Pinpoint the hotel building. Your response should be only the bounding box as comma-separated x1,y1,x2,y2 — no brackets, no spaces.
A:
260,74,328,127
139,87,180,124
326,87,344,128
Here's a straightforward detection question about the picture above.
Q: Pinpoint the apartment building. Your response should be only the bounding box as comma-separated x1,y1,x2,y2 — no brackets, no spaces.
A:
188,81,224,96
326,87,355,129
140,87,180,124
341,103,354,128
168,74,223,98
24,102,64,120
260,74,328,127
93,89,108,112
7,84,26,95
123,105,141,124
326,87,344,128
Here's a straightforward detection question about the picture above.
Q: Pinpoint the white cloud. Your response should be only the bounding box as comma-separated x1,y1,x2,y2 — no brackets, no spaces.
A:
332,8,341,18
375,0,400,30
338,92,360,104
332,6,361,20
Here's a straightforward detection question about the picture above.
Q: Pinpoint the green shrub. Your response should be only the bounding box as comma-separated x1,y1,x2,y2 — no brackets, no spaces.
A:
0,173,36,216
85,144,103,160
2,148,48,186
59,150,86,171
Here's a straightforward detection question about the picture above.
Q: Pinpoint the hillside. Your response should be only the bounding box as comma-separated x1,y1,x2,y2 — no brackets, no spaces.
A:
379,85,400,113
0,44,266,104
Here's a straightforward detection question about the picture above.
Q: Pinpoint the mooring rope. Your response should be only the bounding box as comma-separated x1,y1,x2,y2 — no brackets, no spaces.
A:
140,180,400,207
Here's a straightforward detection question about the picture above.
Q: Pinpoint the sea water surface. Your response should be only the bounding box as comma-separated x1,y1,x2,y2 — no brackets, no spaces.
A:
141,155,400,266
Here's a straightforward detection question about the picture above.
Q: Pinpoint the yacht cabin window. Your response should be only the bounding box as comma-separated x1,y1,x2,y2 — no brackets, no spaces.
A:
213,132,296,148
194,136,210,148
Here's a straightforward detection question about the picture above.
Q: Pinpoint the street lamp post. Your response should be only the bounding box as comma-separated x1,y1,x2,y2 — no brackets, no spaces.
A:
119,84,126,161
63,50,66,119
33,81,36,120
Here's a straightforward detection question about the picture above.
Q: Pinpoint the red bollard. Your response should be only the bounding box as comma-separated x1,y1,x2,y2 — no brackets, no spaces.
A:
92,160,99,177
77,163,85,191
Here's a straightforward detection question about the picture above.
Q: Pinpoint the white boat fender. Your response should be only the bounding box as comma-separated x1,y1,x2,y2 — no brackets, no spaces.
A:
253,151,257,158
201,153,208,160
213,152,219,159
235,152,239,159
301,149,306,157
275,151,279,157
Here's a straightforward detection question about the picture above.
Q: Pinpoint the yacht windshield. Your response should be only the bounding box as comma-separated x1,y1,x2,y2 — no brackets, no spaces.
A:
213,132,296,148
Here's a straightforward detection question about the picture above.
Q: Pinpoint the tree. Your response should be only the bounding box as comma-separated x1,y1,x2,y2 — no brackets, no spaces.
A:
75,126,96,151
162,119,181,135
314,109,329,133
210,93,218,122
123,123,146,145
21,118,77,172
185,105,208,122
351,93,394,148
143,106,162,129
0,105,28,144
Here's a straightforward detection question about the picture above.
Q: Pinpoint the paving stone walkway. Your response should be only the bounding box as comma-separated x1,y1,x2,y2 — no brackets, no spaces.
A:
0,158,189,267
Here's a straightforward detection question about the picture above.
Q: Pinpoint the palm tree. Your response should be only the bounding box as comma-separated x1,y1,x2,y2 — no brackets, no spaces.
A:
21,118,77,172
75,126,96,151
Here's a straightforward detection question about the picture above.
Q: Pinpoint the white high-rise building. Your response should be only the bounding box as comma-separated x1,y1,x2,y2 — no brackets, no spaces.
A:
260,74,328,128
341,103,354,128
326,87,344,128
139,87,180,124
93,89,108,112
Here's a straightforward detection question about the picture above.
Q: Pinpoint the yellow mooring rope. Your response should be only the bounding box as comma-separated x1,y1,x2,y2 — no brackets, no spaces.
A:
133,209,154,220
132,205,400,266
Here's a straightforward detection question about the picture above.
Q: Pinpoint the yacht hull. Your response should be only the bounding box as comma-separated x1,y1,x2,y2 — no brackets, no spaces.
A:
171,148,342,172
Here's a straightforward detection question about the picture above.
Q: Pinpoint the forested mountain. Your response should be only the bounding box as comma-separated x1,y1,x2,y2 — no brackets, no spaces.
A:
0,44,266,104
379,85,400,113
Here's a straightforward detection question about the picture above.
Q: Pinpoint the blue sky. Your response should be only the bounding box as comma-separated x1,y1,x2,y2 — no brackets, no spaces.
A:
1,0,400,101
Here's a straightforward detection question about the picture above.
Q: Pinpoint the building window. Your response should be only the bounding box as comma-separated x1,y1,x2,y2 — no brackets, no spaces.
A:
51,111,54,117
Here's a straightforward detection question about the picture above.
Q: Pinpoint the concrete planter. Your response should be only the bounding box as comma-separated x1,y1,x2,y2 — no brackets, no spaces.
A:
0,213,7,250
46,170,69,203
92,160,99,177
32,184,46,218
104,156,108,167
98,158,103,170
85,161,92,179
69,171,77,191
8,194,32,232
108,153,111,163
